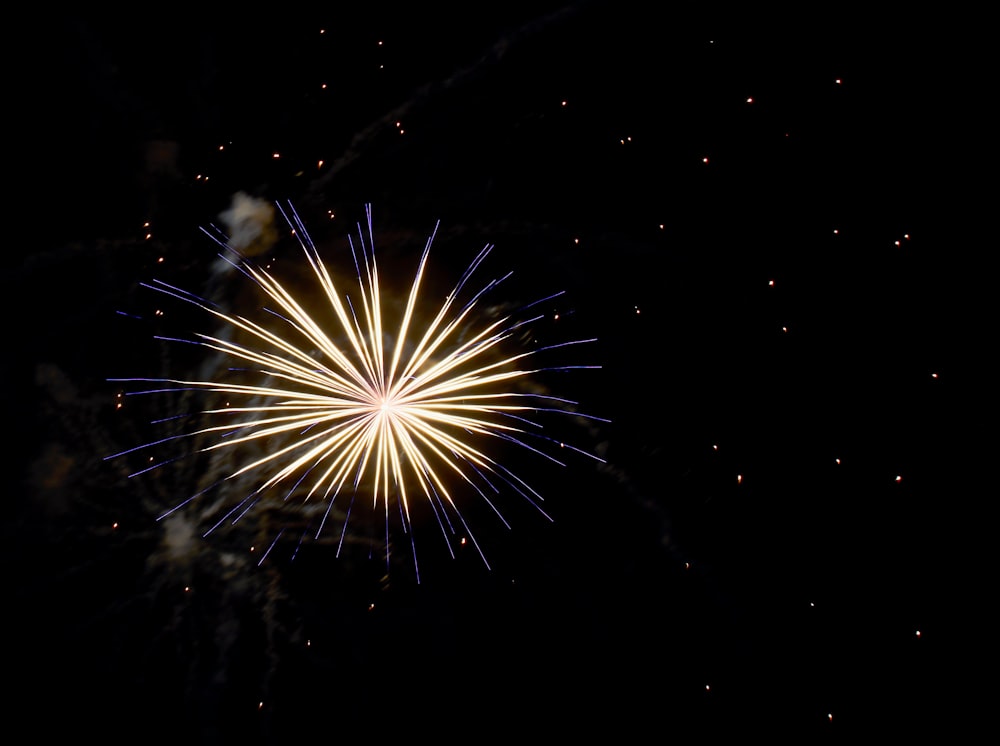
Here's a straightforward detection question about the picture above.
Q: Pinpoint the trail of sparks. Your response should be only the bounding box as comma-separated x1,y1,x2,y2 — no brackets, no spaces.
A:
109,203,607,581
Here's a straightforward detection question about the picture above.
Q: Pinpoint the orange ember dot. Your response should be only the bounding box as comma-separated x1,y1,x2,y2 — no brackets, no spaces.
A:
931,373,938,379
895,475,902,482
272,153,280,159
561,100,567,106
145,234,152,240
915,630,921,637
259,702,264,710
702,157,709,163
768,279,774,286
368,603,375,611
184,586,190,592
317,160,324,168
112,522,118,529
746,97,753,103
737,474,742,484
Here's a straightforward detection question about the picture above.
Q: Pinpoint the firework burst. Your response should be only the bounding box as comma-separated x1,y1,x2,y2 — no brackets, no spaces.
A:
109,203,607,581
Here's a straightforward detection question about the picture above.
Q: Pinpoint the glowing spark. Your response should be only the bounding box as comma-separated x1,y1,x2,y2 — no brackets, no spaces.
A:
109,203,606,581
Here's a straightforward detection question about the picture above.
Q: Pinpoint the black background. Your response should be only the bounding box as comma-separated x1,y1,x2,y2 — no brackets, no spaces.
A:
7,5,984,742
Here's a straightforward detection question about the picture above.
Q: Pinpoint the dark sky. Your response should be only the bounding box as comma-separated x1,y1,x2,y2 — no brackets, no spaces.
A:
7,5,984,743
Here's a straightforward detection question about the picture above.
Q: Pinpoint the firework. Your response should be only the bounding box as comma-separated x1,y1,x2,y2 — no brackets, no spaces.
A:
108,203,606,581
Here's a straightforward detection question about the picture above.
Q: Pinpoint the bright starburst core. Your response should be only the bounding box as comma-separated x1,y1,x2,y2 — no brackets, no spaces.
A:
110,203,606,580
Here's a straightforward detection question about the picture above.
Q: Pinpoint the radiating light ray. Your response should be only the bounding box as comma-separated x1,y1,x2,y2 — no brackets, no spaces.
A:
110,202,607,580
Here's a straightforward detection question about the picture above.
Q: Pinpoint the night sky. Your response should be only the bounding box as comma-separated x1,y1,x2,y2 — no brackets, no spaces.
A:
8,6,984,743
